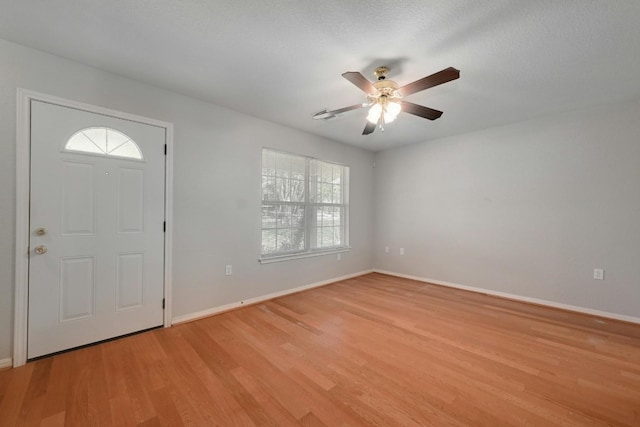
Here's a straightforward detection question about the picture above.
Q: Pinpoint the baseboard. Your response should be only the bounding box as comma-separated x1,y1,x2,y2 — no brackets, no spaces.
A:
172,269,374,324
0,357,12,369
374,269,640,325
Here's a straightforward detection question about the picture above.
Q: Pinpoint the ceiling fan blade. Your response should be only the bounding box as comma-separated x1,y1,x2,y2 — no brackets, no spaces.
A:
330,103,366,115
400,101,443,120
342,71,376,94
362,121,376,135
398,67,460,97
312,103,366,120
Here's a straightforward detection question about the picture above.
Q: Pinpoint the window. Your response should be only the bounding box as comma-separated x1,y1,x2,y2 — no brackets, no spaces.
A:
64,127,143,160
261,149,349,261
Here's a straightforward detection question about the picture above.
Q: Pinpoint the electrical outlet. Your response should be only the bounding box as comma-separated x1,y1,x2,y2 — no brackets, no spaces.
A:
593,268,604,280
225,265,232,276
399,248,405,255
384,246,390,253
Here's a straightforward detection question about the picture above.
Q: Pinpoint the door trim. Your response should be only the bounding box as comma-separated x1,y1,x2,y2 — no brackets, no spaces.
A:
14,89,174,367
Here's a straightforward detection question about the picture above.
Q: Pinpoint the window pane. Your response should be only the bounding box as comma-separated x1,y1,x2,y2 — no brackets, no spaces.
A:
275,154,290,179
261,205,277,228
262,230,277,254
291,206,305,228
65,132,103,154
289,178,305,202
333,226,342,245
309,175,319,202
313,222,344,249
276,205,291,227
321,183,333,203
300,203,345,250
262,177,275,201
275,227,305,252
109,141,142,159
274,177,286,201
290,228,305,251
321,164,332,183
317,206,336,226
276,228,291,251
81,128,107,153
266,154,306,202
322,228,335,247
332,183,342,204
65,127,143,160
334,207,342,226
333,164,343,184
309,160,318,180
105,129,131,153
316,208,324,225
275,229,296,252
314,226,331,248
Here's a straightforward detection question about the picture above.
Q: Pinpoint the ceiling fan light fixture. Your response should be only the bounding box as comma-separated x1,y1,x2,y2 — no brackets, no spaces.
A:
384,101,401,123
366,103,382,123
366,99,401,124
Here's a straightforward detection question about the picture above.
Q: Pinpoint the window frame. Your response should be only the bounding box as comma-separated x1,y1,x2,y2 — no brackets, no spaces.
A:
260,148,350,263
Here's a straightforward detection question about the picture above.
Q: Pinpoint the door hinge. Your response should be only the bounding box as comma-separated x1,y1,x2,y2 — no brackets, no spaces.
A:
162,298,165,309
164,144,167,155
163,221,166,232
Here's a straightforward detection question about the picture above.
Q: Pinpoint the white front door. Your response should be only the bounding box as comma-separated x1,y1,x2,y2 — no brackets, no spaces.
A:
28,100,166,359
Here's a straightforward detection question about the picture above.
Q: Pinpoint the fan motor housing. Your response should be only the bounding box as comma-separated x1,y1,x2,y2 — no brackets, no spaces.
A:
373,80,399,90
370,79,401,104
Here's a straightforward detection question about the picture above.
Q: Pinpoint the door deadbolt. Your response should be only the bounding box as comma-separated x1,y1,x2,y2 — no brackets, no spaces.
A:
35,227,47,236
34,245,47,255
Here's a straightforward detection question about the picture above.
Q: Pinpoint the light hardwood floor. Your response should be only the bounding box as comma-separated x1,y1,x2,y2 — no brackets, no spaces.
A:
1,273,639,426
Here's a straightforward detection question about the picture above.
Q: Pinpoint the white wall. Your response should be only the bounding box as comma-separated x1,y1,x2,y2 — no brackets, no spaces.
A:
0,39,375,360
374,97,640,318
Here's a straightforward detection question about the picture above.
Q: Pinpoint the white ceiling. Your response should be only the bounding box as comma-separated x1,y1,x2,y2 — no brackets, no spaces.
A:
2,1,640,151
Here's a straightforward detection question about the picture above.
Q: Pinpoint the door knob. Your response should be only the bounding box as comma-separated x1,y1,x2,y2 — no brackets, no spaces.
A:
35,227,47,236
34,245,47,255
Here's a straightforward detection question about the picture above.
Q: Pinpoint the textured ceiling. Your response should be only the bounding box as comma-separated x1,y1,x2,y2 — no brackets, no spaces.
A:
1,1,640,151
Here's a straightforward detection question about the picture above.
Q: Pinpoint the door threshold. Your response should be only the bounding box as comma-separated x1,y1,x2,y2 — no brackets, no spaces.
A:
27,325,163,362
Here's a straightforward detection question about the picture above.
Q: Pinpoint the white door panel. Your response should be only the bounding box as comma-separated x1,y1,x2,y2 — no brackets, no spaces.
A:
28,100,165,359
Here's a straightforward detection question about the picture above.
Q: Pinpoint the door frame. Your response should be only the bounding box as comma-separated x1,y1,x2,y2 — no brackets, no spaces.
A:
14,89,174,367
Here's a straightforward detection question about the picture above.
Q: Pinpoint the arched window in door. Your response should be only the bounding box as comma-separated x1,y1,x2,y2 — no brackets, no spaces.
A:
64,127,143,160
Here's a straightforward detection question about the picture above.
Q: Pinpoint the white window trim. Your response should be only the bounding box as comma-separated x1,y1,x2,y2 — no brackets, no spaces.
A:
259,246,352,264
259,148,350,263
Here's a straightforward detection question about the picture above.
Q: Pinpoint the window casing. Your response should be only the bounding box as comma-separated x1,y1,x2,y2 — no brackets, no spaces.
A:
261,149,349,261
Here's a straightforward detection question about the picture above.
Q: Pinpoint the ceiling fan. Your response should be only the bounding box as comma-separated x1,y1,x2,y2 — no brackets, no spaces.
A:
313,66,460,135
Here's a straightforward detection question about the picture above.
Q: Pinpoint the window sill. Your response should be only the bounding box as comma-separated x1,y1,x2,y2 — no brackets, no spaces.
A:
259,247,351,264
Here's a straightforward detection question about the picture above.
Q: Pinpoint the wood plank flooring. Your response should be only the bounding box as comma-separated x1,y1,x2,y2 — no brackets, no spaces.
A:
1,272,640,426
